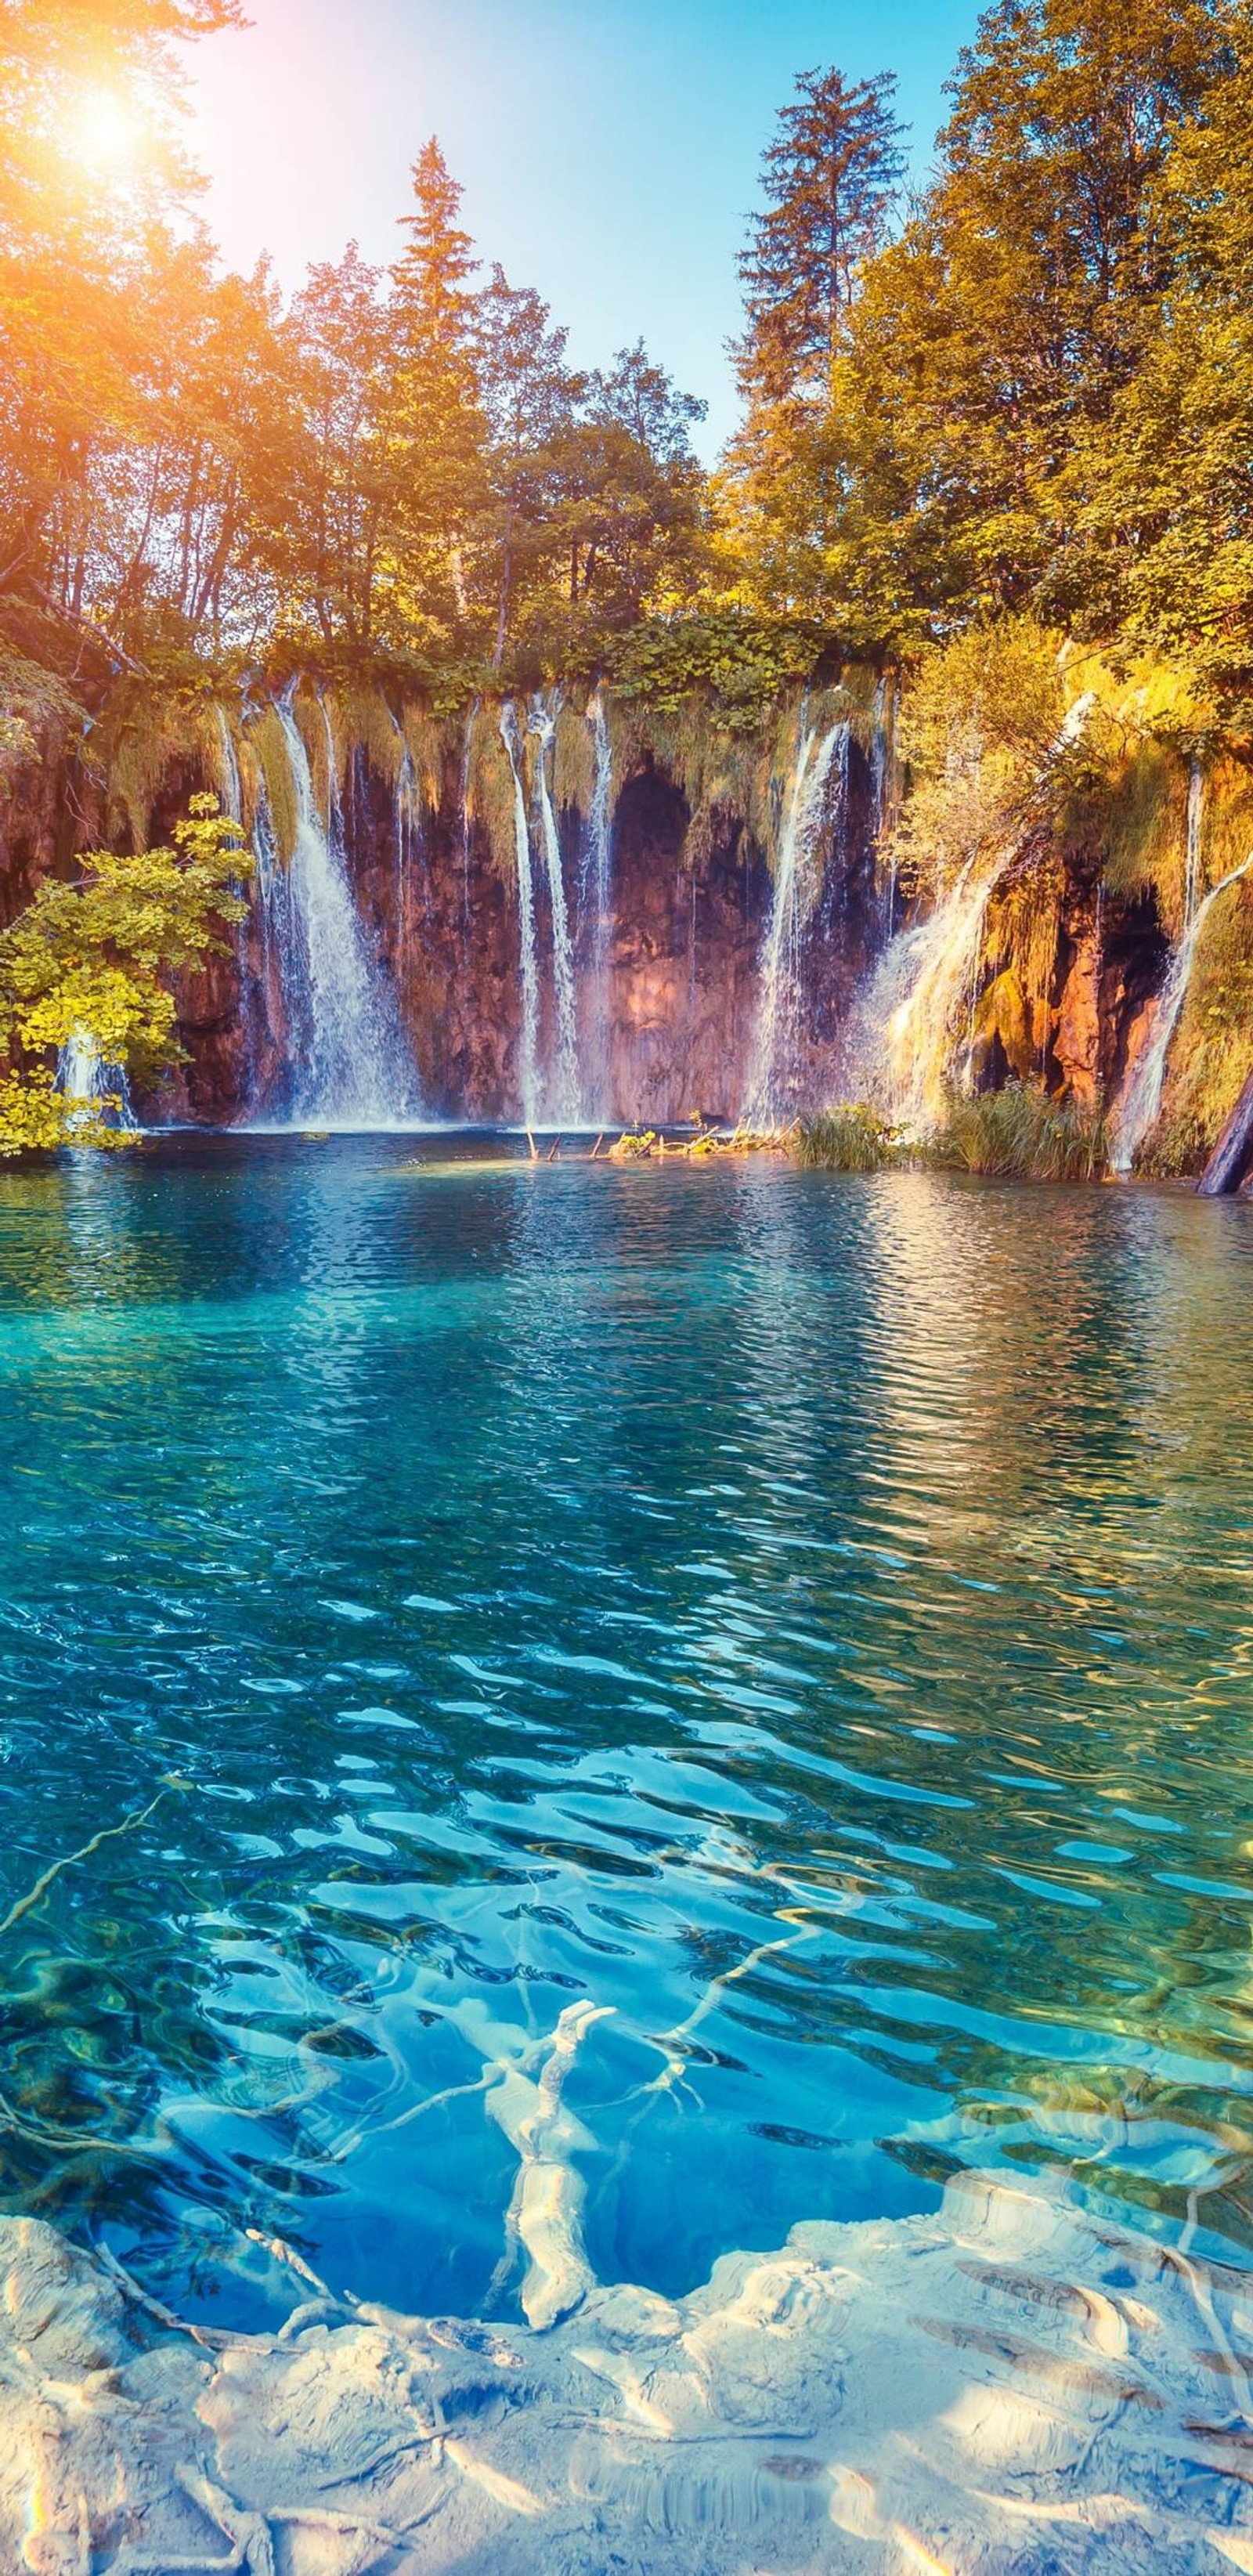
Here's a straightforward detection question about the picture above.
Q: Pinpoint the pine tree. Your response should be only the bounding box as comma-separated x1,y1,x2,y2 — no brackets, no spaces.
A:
383,138,486,639
723,66,904,620
735,67,905,410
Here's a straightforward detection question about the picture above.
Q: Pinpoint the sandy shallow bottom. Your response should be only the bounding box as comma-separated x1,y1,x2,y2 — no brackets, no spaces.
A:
3,2006,1251,2576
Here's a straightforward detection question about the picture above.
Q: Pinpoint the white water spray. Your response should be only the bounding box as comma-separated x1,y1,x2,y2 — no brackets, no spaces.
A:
743,718,847,1126
1114,849,1253,1171
872,857,1009,1130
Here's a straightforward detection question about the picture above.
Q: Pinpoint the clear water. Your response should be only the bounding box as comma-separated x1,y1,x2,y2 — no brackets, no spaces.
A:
0,1140,1251,2341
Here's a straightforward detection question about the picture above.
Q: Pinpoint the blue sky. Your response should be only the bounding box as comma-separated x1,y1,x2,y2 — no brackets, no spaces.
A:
186,0,980,459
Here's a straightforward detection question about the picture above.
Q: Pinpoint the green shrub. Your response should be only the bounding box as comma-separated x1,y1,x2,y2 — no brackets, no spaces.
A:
608,615,828,729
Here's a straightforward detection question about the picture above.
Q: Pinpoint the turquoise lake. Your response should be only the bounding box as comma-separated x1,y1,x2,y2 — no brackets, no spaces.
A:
1,1136,1251,2334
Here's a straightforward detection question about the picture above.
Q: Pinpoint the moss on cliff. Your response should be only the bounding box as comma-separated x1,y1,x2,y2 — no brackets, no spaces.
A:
247,706,299,862
99,688,222,849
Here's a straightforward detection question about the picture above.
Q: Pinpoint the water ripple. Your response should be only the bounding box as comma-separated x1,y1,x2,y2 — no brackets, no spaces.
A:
0,1139,1248,2331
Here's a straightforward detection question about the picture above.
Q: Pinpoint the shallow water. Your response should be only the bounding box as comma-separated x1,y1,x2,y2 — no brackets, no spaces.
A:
0,1136,1251,2336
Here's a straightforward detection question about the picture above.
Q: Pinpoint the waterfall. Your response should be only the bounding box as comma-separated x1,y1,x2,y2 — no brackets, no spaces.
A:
1114,851,1253,1171
848,853,1010,1133
500,706,540,1127
60,1027,103,1104
744,718,847,1127
849,692,1098,1133
56,1026,133,1132
245,690,419,1129
531,702,581,1123
581,688,615,1116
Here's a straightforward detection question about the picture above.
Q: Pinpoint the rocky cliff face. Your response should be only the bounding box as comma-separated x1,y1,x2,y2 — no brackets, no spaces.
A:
0,671,1218,1157
150,693,886,1133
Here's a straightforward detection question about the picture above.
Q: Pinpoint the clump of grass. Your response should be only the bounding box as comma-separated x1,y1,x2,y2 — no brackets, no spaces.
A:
794,1105,898,1171
930,1082,1110,1180
1134,1110,1214,1180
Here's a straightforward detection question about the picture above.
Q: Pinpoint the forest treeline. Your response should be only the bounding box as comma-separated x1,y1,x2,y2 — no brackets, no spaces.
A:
2,0,1252,724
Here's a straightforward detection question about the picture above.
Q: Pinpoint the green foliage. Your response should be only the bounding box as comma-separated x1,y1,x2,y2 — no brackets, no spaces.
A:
608,616,826,729
794,1105,897,1170
0,646,83,786
799,1086,1113,1180
888,617,1071,904
0,794,249,1155
736,68,905,406
930,1082,1110,1181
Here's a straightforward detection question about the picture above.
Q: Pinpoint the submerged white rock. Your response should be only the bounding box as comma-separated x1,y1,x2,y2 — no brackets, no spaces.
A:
2,2005,1251,2574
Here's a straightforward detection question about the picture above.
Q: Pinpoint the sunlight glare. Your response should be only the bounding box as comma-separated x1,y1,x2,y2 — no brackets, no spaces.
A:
73,89,139,172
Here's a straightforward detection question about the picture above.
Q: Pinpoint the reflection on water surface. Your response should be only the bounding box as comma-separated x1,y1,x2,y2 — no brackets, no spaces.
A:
0,1136,1250,2334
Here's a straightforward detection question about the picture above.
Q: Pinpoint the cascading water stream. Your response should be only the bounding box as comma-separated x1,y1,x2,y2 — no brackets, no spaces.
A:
1114,849,1253,1171
743,718,847,1127
500,706,540,1128
249,691,417,1129
532,702,581,1122
869,856,1006,1129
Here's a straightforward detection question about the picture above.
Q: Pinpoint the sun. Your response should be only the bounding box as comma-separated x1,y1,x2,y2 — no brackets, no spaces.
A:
73,88,139,172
